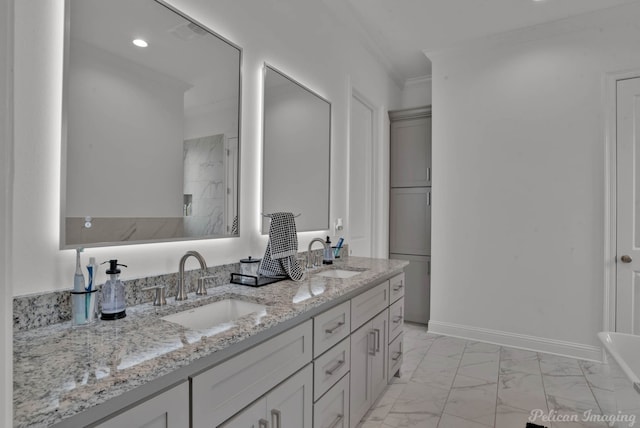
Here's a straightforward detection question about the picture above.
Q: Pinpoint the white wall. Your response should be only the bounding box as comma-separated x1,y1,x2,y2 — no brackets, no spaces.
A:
12,0,401,296
429,2,640,358
401,76,432,108
1,0,12,422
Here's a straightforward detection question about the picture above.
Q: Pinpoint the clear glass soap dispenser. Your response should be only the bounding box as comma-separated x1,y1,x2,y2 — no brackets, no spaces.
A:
100,259,127,320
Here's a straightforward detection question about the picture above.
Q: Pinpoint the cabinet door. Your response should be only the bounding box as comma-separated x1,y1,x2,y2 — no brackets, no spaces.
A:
390,116,431,187
350,322,374,428
388,298,404,343
390,254,430,324
218,398,267,428
265,364,313,428
314,374,350,428
389,187,431,256
370,309,388,402
388,333,404,383
95,382,189,428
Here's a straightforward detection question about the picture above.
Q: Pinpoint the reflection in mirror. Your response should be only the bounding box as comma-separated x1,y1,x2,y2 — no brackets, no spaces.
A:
62,0,241,248
262,65,331,233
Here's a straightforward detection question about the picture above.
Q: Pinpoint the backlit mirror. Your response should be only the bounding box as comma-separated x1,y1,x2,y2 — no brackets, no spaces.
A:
62,0,241,248
262,65,331,233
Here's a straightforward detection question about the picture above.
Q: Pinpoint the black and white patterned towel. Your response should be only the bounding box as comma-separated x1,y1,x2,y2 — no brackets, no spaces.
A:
258,212,304,281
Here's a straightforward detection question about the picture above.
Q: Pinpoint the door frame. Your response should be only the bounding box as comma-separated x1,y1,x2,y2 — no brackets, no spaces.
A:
603,69,640,334
1,0,13,423
346,79,382,257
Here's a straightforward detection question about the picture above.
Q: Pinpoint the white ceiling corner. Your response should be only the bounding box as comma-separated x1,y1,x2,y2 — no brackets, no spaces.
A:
331,0,640,82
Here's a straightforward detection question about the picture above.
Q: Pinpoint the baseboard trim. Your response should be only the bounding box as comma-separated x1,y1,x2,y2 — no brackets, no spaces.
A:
428,320,603,362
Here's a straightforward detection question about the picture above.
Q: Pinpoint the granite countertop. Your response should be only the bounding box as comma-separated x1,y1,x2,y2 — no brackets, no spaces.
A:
13,256,408,428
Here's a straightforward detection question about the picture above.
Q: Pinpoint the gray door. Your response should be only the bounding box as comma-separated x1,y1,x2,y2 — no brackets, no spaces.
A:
390,116,432,187
389,187,431,256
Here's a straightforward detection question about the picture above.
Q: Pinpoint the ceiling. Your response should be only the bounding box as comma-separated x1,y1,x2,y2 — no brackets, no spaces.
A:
324,0,640,83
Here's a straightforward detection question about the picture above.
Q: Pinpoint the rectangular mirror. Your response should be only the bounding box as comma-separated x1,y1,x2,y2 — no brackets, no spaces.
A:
262,65,331,233
61,0,241,248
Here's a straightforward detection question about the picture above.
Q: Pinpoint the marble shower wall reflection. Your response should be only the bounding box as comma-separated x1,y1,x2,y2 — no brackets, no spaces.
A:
183,134,228,237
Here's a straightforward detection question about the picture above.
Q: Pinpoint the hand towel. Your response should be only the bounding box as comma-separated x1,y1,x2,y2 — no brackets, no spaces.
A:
258,212,304,281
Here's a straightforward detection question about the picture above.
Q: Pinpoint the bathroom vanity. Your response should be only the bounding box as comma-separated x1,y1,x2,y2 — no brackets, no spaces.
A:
13,257,407,427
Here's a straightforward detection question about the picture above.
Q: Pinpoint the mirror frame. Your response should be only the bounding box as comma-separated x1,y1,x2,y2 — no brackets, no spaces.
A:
60,0,243,249
261,64,331,234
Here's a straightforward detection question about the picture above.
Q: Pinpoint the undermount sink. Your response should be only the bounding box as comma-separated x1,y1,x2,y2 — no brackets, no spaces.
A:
314,269,363,279
162,299,266,330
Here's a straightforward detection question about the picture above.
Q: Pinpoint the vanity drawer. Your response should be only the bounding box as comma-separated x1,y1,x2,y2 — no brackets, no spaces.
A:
351,281,389,332
314,337,350,400
313,374,350,428
389,273,405,303
388,332,404,383
314,301,350,357
388,298,404,343
191,320,312,428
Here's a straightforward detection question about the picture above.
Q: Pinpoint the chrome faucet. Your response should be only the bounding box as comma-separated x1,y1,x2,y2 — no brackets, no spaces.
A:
307,238,328,269
176,250,208,301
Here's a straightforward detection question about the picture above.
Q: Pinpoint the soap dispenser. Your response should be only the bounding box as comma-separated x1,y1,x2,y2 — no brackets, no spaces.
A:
100,260,127,320
323,236,334,265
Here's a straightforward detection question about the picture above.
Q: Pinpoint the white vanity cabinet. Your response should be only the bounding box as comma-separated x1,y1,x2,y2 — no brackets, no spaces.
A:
220,364,313,428
94,382,189,428
192,320,313,428
349,308,388,428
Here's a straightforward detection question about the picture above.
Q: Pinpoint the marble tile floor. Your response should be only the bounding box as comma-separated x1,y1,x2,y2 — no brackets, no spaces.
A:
359,323,631,428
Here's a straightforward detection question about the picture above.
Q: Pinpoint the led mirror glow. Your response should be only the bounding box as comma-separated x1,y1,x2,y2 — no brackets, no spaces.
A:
62,0,242,248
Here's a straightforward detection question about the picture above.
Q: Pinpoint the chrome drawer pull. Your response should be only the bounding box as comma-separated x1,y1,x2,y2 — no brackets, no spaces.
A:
393,282,404,292
271,409,281,428
325,359,345,376
259,418,269,428
325,321,345,335
368,331,376,356
392,315,403,324
328,414,344,428
392,351,403,361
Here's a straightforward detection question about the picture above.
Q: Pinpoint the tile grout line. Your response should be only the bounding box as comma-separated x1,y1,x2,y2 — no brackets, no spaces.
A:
435,338,469,428
493,346,503,428
578,361,606,417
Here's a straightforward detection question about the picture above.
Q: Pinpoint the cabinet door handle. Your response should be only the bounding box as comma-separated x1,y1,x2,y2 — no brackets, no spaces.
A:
393,281,404,292
427,191,431,206
328,414,344,428
259,419,269,428
325,321,345,335
393,315,403,324
271,409,281,428
374,328,381,353
427,167,431,182
325,359,345,376
368,331,376,356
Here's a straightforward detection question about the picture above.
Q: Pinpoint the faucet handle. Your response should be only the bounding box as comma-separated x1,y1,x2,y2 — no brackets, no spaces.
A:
196,275,215,296
141,285,167,306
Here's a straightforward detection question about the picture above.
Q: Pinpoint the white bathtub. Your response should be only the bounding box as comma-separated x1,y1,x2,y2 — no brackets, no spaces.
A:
599,332,640,394
598,332,640,427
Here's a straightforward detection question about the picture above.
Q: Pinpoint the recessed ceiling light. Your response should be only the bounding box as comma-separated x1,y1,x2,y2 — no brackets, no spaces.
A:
132,39,148,48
